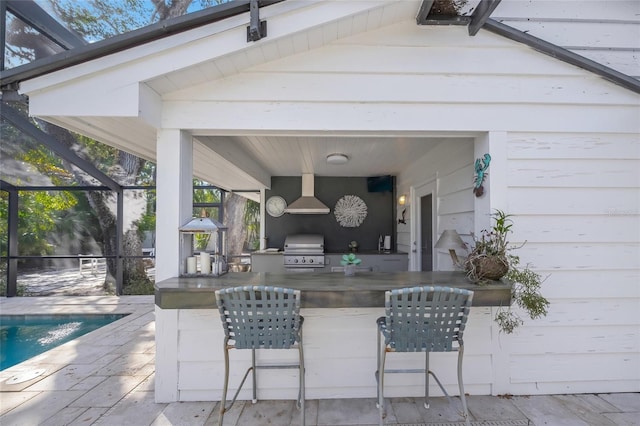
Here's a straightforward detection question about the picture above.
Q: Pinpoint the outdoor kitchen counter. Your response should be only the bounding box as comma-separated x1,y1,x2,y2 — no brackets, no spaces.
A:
154,271,511,402
154,271,511,309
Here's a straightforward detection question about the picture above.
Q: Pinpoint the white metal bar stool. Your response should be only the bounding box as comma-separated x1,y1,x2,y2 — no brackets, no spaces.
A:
215,285,305,425
375,285,474,426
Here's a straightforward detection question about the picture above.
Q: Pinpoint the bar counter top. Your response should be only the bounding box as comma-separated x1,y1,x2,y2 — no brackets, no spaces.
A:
155,271,510,309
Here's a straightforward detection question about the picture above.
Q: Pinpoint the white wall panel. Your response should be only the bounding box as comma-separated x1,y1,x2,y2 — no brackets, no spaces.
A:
438,165,474,197
508,159,640,188
510,325,639,354
517,298,638,327
510,353,639,383
536,270,640,299
507,187,639,215
508,133,640,160
577,50,640,77
166,72,639,105
439,190,475,217
164,101,640,134
496,21,639,49
493,0,640,21
512,214,640,243
514,242,639,270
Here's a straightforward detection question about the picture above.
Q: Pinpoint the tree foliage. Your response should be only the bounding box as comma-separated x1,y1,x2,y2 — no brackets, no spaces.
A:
0,188,78,258
48,0,225,41
0,113,96,262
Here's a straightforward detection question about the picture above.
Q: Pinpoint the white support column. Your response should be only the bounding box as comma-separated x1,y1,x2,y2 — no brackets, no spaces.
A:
155,129,193,282
155,129,192,403
154,308,180,403
474,131,512,396
474,131,508,234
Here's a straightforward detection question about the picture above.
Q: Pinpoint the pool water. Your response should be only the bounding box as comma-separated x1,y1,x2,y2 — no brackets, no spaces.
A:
0,314,128,370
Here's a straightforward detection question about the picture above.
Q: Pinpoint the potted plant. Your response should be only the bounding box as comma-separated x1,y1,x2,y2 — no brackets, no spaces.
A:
341,253,362,276
464,210,550,333
464,210,511,282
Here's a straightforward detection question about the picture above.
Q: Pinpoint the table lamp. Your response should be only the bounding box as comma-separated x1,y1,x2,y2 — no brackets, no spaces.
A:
434,229,467,267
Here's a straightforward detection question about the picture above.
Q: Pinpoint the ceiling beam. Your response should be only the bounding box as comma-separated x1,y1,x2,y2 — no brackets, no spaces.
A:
6,0,86,49
484,18,640,95
196,136,271,189
468,0,501,36
1,104,121,191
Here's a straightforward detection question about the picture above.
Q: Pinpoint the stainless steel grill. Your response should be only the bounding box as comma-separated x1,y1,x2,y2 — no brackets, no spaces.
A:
283,234,325,268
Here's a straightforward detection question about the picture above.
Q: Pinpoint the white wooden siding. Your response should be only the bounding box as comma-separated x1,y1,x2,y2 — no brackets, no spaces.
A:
493,0,640,77
170,307,495,401
499,130,640,393
396,139,475,263
162,24,637,137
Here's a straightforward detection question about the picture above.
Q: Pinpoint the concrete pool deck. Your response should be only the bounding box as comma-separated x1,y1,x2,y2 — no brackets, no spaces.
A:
1,296,639,425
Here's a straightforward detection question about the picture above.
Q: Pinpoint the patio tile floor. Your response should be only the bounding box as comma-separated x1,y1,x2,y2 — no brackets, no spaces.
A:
1,296,638,426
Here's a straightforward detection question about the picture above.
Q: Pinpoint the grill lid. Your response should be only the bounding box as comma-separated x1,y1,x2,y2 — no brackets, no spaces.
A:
284,234,325,253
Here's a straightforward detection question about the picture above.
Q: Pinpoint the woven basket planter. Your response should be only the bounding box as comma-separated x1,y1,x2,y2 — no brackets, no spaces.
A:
466,255,509,281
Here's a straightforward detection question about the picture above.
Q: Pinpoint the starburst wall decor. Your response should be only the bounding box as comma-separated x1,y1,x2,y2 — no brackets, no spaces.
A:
334,195,367,227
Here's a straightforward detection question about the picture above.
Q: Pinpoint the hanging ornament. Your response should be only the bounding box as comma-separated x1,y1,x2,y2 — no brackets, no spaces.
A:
473,153,491,197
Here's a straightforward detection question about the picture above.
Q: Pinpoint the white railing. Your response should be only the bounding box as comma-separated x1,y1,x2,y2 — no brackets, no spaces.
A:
78,255,106,276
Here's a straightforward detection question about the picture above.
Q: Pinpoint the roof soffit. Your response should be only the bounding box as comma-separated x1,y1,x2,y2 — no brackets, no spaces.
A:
149,0,421,96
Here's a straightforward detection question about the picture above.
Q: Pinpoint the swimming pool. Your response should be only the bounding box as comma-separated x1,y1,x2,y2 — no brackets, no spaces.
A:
0,314,128,370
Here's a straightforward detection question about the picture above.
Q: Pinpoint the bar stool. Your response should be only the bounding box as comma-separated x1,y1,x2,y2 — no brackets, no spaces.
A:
215,285,305,425
375,286,474,426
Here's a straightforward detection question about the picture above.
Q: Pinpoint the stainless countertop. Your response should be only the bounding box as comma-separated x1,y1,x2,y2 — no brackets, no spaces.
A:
155,271,510,309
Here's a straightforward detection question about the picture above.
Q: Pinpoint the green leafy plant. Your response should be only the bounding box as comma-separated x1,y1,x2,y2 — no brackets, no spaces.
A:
498,257,550,333
465,210,550,334
464,210,511,282
194,233,211,251
340,253,362,266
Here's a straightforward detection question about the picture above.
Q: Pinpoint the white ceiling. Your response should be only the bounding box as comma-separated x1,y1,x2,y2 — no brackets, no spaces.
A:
194,135,472,179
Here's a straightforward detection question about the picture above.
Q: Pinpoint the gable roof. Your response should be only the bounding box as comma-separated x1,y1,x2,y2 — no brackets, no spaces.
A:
3,0,638,93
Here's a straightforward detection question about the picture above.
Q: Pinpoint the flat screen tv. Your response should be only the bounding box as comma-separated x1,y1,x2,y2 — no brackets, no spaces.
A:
367,175,393,193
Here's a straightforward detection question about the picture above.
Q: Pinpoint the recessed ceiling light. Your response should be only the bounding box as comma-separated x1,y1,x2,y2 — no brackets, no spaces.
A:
326,153,349,165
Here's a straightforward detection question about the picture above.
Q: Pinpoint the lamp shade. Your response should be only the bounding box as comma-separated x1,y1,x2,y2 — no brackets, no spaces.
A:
179,216,227,232
434,229,466,250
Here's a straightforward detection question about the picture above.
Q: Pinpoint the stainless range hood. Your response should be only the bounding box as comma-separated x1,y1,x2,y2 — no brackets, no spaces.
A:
284,174,330,214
